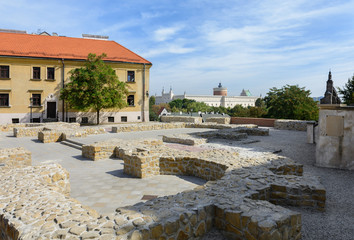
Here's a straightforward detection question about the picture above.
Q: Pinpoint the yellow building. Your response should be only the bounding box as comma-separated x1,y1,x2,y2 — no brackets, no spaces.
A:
0,31,151,124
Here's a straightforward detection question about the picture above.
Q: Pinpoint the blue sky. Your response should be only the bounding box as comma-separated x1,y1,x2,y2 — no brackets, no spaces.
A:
2,0,354,97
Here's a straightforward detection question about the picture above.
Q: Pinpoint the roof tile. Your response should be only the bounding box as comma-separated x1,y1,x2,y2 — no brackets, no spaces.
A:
0,32,151,64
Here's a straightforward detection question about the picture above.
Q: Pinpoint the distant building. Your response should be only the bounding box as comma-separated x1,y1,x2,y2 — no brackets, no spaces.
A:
320,71,341,104
155,83,258,108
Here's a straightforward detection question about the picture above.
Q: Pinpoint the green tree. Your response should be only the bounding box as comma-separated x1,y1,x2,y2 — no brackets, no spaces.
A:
338,75,354,105
60,53,128,124
264,85,318,120
249,106,267,118
229,105,250,117
149,96,156,106
169,99,183,110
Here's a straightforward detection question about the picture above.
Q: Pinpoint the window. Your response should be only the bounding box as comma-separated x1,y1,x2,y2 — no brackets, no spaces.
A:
0,94,9,106
127,95,134,106
121,116,127,122
81,117,88,124
127,71,135,82
137,116,141,120
0,66,9,78
32,118,40,123
47,67,55,80
32,94,41,106
108,117,114,123
12,118,19,123
33,67,41,79
69,117,76,123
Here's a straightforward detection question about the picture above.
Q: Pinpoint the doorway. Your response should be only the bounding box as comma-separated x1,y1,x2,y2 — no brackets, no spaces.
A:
47,102,56,119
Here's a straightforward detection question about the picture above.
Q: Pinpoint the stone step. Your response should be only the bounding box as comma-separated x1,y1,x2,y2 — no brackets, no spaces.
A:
61,140,82,150
64,138,84,146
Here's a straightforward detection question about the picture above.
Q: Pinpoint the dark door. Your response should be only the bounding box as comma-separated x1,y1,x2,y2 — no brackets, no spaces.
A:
47,102,56,118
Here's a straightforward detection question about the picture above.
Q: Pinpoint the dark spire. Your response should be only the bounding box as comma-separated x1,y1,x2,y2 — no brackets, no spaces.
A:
218,82,222,88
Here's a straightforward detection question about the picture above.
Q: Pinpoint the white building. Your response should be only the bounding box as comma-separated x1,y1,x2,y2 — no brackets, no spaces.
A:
155,84,258,108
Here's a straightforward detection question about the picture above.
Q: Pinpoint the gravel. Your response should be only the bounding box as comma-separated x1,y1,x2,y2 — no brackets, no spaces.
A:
202,128,354,240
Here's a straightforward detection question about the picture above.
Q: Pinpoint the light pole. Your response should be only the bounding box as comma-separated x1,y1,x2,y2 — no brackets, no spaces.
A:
29,97,33,123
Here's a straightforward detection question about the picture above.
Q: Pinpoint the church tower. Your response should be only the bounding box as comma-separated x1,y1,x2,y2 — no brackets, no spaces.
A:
320,71,341,104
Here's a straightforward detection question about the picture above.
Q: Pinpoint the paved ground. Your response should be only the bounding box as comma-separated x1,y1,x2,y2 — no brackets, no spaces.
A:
1,127,353,240
0,128,209,214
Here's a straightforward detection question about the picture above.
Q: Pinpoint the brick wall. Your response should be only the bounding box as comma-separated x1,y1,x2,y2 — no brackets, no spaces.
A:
231,117,276,127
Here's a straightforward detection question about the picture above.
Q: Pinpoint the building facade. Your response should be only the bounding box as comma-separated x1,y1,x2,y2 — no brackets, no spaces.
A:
155,84,258,108
0,31,151,124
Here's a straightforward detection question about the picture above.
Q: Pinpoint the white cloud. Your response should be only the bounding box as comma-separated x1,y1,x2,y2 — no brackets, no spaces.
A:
153,25,184,41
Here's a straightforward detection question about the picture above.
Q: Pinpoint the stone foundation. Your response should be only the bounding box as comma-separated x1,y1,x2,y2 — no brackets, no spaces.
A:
0,131,326,239
274,120,316,131
205,117,231,124
0,147,31,168
162,134,208,145
161,115,203,123
112,122,186,133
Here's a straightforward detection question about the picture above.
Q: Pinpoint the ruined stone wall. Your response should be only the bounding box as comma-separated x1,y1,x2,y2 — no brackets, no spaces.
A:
274,120,315,131
14,126,44,137
160,157,227,181
161,115,203,123
0,147,31,168
205,117,231,124
82,144,117,161
38,130,63,143
37,126,106,143
112,122,186,133
0,140,326,239
316,105,354,170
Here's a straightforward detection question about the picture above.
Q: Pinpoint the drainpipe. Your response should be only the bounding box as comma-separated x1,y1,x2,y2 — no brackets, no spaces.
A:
61,59,65,122
142,63,146,122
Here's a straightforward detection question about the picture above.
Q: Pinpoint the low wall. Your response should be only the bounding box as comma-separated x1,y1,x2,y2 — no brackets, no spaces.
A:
161,115,203,124
0,147,31,168
274,119,315,131
112,122,186,133
316,105,354,170
37,125,106,143
231,117,276,127
13,126,44,137
205,117,231,124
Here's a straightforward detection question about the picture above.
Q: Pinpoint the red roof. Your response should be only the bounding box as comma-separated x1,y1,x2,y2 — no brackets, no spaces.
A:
0,32,151,64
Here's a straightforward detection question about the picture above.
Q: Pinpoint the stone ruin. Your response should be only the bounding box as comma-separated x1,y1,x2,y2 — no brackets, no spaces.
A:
0,123,326,239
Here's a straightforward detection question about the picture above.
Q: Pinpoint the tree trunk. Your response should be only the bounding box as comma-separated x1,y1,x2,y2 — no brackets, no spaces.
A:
97,109,100,125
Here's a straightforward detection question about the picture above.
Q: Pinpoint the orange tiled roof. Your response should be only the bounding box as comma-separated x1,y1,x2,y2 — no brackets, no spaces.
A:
0,32,151,64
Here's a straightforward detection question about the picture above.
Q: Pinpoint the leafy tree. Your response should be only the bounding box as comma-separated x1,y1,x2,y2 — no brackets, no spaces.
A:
60,53,128,124
229,105,250,117
338,75,354,105
149,96,158,121
169,99,183,110
249,106,267,118
264,85,318,120
149,96,156,106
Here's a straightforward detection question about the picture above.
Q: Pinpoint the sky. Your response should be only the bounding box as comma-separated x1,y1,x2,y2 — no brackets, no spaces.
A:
2,0,354,98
